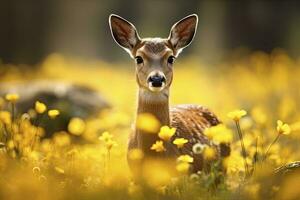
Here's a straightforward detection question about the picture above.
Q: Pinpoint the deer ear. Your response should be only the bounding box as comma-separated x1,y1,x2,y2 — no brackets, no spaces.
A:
109,14,140,57
168,14,198,56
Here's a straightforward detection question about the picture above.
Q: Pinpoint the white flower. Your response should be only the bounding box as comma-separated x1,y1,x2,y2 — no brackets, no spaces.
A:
192,143,206,154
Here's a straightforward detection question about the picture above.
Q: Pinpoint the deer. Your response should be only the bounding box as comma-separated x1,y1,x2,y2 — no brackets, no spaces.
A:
109,14,230,176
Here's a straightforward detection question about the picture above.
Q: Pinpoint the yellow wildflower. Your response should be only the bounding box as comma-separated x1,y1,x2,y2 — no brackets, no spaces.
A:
41,139,53,152
173,138,188,148
105,139,118,150
204,124,233,144
277,120,291,135
6,140,15,150
99,131,113,142
53,132,71,147
136,113,161,133
5,93,19,103
128,148,144,160
158,126,176,141
150,140,166,152
68,117,86,136
48,109,60,119
227,109,247,121
203,147,216,160
176,162,190,173
214,131,233,144
35,101,47,114
0,111,11,124
177,155,194,163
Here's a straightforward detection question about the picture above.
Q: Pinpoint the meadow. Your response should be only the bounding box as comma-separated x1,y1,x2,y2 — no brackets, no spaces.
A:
0,49,300,200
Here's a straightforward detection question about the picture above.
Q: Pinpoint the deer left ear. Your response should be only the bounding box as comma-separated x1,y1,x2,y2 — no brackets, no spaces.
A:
168,14,198,56
109,14,141,57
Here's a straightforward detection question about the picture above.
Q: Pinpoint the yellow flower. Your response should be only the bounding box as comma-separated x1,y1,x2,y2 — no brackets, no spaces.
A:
205,124,233,144
6,140,15,150
203,147,216,160
53,132,71,147
99,131,113,142
0,111,11,124
5,93,19,103
227,109,247,121
35,101,47,114
277,120,291,135
150,140,166,152
68,117,86,136
105,139,118,150
173,138,188,148
128,148,144,160
177,155,194,163
158,126,176,141
136,113,161,133
48,109,60,119
176,162,190,173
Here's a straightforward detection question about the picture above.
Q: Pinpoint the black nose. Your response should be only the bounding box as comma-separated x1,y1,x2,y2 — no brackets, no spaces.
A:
148,75,166,87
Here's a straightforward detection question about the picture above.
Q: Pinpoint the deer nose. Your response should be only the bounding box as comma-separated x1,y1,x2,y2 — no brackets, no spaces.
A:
148,74,166,87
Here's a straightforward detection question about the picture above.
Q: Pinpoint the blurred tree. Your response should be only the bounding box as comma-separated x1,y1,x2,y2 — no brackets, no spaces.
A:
0,0,299,65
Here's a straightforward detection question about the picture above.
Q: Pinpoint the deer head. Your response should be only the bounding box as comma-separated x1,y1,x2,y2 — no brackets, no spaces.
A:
109,14,198,97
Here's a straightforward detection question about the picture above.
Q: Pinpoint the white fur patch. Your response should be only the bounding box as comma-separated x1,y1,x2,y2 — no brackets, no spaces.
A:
139,88,169,103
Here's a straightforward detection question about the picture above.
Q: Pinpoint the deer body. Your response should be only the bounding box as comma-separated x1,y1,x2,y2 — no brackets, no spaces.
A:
109,14,228,174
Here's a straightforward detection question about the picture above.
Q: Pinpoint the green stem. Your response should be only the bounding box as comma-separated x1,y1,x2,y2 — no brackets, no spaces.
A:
10,103,15,140
235,121,249,177
31,113,45,149
11,103,15,123
252,137,259,174
263,133,280,161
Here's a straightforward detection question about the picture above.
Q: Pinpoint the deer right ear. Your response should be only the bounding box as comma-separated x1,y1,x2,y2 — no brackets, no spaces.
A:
109,14,140,57
168,14,198,56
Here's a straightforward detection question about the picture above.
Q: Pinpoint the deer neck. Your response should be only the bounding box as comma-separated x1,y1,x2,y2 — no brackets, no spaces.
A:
135,88,170,153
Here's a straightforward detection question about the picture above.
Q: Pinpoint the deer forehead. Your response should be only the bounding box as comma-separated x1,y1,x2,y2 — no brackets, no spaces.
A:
136,38,174,59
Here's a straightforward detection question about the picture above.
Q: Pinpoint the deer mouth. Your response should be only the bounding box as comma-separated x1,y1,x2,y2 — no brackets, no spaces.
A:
148,81,166,92
147,71,166,92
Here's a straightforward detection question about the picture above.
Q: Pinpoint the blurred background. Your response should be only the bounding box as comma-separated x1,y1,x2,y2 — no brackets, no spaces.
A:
0,0,299,65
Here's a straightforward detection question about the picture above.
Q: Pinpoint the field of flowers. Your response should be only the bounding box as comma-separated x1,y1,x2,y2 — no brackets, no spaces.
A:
0,49,300,200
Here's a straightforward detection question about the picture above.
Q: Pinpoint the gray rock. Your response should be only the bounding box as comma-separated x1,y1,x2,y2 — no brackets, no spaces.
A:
0,81,110,136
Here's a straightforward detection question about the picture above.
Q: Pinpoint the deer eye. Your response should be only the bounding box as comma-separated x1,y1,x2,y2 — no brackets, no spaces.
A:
167,56,175,64
135,56,144,64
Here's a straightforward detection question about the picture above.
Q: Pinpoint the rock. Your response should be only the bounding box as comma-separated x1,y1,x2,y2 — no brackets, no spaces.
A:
0,81,110,136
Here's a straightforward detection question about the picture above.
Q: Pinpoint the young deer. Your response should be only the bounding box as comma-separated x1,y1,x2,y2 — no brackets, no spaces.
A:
109,14,229,174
